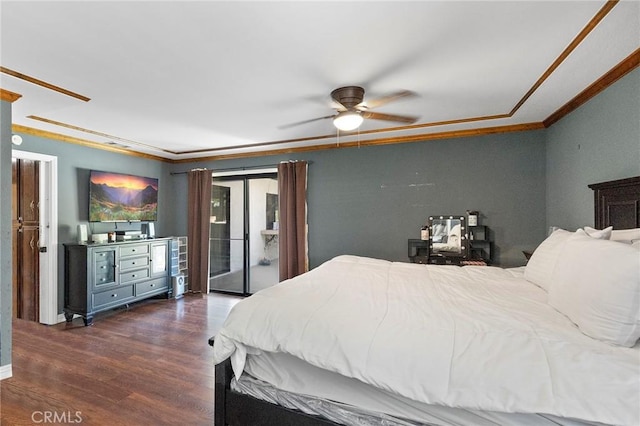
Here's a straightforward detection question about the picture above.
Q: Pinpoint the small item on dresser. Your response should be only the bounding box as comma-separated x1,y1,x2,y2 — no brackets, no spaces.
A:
77,224,89,244
467,210,479,226
92,233,108,244
420,225,429,240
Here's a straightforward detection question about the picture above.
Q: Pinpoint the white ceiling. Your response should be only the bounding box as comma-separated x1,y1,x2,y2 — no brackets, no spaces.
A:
1,1,639,161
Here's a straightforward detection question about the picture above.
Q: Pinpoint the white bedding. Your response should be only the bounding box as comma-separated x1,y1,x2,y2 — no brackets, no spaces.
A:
212,255,640,425
240,351,610,425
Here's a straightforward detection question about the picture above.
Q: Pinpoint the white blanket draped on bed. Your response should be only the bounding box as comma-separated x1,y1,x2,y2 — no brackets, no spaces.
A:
212,255,640,425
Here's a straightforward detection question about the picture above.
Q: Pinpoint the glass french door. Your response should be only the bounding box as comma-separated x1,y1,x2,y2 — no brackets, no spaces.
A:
209,173,279,295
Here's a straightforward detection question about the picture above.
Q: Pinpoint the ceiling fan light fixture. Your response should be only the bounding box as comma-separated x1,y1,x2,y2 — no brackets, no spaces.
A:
333,110,363,131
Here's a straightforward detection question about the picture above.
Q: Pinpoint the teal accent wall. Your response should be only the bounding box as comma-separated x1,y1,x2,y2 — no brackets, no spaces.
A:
546,67,640,233
1,100,13,368
171,130,546,268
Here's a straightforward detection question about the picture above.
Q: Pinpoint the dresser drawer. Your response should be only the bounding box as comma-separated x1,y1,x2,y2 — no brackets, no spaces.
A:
120,244,149,257
94,261,115,282
92,249,116,287
120,256,149,271
94,250,114,261
93,285,134,309
120,268,150,284
136,277,168,297
94,271,115,286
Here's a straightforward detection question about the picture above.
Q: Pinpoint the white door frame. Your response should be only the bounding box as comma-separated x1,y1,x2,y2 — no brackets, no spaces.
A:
12,150,59,325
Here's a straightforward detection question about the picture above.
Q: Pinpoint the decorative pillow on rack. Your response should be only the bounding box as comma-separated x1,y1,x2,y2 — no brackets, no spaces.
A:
548,229,640,347
524,229,571,291
583,226,613,239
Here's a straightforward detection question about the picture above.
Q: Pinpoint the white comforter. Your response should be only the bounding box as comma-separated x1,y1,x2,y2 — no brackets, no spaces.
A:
212,255,640,425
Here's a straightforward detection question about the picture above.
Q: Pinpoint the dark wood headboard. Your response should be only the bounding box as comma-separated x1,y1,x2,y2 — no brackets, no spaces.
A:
589,176,640,230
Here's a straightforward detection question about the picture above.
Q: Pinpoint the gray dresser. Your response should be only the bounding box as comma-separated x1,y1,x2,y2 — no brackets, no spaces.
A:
64,238,172,325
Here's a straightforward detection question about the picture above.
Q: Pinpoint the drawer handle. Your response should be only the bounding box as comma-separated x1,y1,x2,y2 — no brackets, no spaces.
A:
111,293,117,297
150,284,155,287
131,274,136,278
132,262,136,265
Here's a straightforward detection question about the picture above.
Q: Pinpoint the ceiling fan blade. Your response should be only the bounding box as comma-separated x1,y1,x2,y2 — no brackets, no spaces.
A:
362,111,418,124
278,115,335,129
360,90,416,109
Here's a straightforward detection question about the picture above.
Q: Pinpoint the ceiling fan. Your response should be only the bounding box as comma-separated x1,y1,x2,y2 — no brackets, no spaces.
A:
281,86,419,132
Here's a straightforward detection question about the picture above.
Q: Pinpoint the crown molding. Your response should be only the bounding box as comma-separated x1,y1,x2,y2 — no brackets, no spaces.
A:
544,47,640,127
510,0,619,116
1,66,90,102
11,124,169,163
0,88,22,103
170,122,545,163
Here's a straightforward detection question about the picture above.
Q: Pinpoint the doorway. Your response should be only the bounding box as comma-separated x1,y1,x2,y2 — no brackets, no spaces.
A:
209,173,279,295
11,150,58,325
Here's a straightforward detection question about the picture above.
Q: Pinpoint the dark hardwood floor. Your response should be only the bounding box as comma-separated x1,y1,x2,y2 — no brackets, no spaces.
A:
1,293,241,425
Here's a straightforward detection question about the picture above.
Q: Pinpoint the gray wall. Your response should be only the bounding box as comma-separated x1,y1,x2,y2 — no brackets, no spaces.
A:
306,133,545,267
546,67,640,232
10,135,169,313
170,130,547,268
1,99,13,368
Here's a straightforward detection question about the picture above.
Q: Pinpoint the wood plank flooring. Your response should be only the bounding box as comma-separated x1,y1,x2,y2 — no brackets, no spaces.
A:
0,293,241,425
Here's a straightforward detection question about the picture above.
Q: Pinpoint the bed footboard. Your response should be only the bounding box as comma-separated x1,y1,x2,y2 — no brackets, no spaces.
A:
210,337,339,426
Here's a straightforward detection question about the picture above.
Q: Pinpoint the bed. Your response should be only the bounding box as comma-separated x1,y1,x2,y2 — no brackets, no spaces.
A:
209,176,640,426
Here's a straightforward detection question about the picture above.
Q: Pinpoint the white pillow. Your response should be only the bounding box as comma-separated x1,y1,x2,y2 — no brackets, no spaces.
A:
611,228,640,242
548,229,640,347
583,226,612,239
524,229,572,291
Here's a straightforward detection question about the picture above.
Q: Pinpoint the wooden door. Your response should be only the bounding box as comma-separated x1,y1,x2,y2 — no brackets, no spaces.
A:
12,158,40,321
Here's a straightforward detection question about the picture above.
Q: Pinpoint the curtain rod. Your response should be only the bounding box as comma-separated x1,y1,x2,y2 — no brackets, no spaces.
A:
170,161,311,175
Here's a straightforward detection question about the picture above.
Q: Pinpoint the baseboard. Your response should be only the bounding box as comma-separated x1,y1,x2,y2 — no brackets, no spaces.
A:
0,364,12,380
